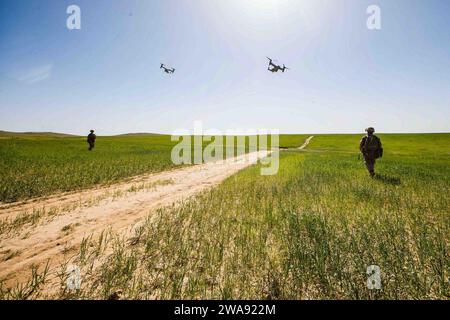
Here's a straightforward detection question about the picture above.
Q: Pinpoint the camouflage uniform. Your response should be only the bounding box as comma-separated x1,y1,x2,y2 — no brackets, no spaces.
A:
359,130,382,177
87,131,96,151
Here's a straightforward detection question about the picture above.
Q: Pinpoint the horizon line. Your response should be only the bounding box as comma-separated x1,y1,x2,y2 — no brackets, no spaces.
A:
1,129,450,137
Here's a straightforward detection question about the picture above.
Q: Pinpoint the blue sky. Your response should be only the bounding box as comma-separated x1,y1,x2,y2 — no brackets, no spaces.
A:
0,0,449,135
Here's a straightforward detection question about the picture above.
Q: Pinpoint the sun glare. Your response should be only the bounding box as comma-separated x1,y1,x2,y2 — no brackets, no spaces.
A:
241,0,281,11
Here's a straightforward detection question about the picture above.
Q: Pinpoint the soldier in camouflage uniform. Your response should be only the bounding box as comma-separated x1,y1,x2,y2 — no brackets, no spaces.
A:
87,130,96,151
359,127,383,177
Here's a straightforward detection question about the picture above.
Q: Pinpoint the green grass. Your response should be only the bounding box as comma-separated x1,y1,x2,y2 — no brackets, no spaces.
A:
52,133,448,300
0,133,274,203
0,134,180,202
1,133,448,300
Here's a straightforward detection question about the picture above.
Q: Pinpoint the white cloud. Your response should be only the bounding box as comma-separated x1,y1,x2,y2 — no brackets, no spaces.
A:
17,64,53,84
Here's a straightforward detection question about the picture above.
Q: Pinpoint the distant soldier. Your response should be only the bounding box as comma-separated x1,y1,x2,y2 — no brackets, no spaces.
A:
87,130,96,151
359,127,383,177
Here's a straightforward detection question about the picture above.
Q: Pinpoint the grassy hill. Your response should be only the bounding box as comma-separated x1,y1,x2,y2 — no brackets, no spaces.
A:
0,131,79,139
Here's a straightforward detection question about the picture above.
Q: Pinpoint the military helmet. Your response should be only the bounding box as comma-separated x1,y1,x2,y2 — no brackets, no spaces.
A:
365,127,375,133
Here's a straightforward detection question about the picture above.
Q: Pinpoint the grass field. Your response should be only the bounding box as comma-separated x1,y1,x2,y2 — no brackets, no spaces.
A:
0,132,291,203
0,133,448,299
72,133,446,300
0,134,179,203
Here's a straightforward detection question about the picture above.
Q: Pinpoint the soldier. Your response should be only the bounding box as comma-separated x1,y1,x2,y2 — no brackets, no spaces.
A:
359,127,383,177
87,130,96,151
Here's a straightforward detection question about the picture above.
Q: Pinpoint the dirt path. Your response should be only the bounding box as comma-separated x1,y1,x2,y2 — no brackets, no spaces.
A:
299,136,314,150
0,150,274,287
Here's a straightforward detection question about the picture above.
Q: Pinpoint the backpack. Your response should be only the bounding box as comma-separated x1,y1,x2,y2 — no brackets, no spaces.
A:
363,135,383,159
375,145,383,159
